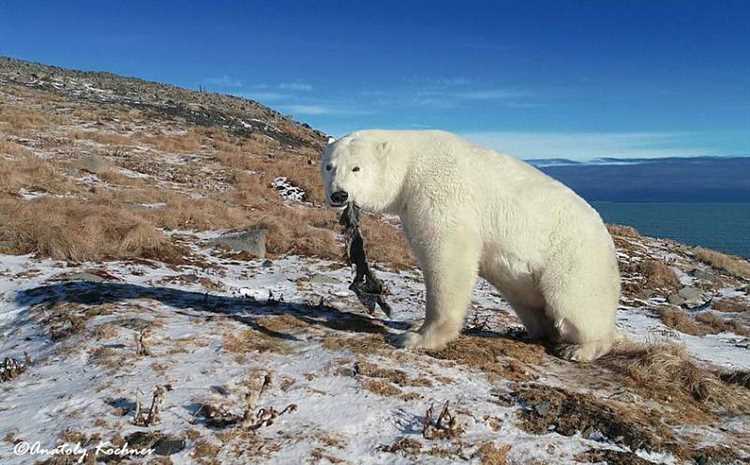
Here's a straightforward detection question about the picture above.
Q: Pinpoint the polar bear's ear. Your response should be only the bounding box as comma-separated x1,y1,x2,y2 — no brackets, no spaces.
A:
327,136,336,145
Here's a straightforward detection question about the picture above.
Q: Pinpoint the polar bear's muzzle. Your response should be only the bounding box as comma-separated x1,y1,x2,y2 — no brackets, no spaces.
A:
330,190,349,207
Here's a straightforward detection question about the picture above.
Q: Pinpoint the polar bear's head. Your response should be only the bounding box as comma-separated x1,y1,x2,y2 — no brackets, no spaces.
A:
320,134,397,213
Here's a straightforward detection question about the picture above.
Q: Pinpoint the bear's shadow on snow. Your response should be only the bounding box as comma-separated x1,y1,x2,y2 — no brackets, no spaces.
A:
14,281,410,342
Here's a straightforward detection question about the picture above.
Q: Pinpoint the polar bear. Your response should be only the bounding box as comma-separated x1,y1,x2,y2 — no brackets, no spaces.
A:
321,130,621,362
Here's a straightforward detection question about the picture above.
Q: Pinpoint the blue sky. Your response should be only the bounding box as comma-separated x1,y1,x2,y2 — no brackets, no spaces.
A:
1,0,748,160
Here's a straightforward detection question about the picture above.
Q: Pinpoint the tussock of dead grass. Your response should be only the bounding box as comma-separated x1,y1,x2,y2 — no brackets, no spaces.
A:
0,155,81,195
0,197,184,263
96,168,149,187
356,359,432,387
360,215,415,269
638,259,680,291
0,139,33,157
656,306,749,337
0,105,57,132
427,335,544,382
694,311,749,336
219,150,326,204
254,314,310,334
477,443,511,465
607,224,641,238
69,129,132,146
361,378,402,397
599,342,749,408
656,306,711,336
248,208,339,259
693,246,750,280
713,297,750,313
222,329,289,354
140,129,203,153
144,194,248,231
321,334,391,355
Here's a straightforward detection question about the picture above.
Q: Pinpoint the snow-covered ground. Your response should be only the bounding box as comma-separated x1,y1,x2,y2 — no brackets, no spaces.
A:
1,231,749,465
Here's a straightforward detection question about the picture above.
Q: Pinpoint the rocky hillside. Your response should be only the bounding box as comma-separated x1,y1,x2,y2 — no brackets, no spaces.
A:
1,57,749,465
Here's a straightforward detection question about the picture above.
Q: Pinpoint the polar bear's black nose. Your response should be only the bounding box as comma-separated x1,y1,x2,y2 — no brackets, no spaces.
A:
331,191,348,204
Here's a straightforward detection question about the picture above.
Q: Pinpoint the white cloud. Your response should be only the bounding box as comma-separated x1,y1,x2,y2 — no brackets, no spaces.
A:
279,104,374,117
231,91,290,102
279,82,313,91
454,89,531,100
203,75,243,88
461,131,711,161
280,104,333,115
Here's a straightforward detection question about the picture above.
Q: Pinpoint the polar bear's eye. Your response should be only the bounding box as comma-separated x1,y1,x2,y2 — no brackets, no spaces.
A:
352,166,360,172
325,164,333,171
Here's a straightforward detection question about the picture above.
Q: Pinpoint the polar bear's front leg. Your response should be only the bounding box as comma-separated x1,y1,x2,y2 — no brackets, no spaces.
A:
395,227,480,351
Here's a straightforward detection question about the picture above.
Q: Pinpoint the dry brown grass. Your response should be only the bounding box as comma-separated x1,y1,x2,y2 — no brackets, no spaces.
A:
218,150,325,204
361,378,402,397
0,87,412,269
427,335,544,382
222,329,289,354
656,306,749,337
0,139,33,157
356,359,432,387
477,443,511,465
607,224,641,238
96,168,149,187
694,246,750,280
599,342,749,407
639,259,680,291
144,194,248,231
140,129,203,153
0,105,57,133
694,311,749,336
0,155,81,195
69,129,132,146
657,306,710,335
0,197,184,263
713,297,750,313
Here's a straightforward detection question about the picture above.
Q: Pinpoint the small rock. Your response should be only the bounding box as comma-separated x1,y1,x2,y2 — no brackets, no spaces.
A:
693,268,715,281
153,436,186,456
64,271,107,283
210,228,266,258
310,274,338,285
678,286,703,304
668,293,686,306
73,155,111,174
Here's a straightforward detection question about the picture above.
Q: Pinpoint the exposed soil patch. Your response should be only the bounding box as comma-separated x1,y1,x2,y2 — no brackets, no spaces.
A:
514,383,679,454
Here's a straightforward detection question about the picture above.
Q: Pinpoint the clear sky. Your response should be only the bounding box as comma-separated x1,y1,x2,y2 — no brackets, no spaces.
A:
1,0,748,160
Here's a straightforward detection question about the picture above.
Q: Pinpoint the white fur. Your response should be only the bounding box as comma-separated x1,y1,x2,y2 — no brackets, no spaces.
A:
321,130,621,362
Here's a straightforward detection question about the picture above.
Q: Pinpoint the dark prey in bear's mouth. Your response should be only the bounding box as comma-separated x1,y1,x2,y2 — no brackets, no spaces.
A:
340,203,393,317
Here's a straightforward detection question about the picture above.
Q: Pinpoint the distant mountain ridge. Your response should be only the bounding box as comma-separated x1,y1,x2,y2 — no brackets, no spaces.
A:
527,156,750,202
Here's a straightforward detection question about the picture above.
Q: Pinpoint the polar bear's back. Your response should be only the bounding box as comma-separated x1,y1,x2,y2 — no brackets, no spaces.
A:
354,130,613,263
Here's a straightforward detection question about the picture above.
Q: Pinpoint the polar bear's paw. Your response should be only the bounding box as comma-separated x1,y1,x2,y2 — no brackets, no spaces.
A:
393,330,452,351
554,340,613,362
393,331,426,349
